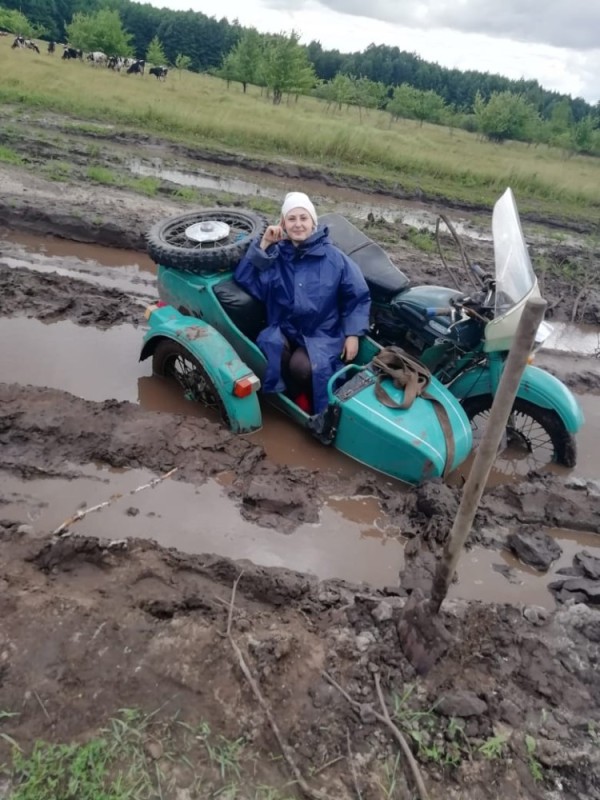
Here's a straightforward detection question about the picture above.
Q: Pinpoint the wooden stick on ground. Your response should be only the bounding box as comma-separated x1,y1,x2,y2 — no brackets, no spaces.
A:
346,728,363,800
226,575,329,800
322,671,430,800
52,467,178,536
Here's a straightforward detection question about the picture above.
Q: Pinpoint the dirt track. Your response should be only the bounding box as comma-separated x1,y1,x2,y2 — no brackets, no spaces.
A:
1,119,600,799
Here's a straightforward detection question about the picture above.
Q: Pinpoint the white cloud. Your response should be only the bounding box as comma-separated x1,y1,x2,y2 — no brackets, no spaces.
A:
149,0,600,103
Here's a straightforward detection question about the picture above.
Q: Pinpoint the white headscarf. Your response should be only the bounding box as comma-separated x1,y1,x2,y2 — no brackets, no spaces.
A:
281,192,318,226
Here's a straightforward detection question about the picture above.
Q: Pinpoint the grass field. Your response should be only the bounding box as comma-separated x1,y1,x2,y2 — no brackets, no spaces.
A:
1,37,600,224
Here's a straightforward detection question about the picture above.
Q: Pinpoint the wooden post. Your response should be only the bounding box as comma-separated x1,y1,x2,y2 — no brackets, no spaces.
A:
429,297,547,613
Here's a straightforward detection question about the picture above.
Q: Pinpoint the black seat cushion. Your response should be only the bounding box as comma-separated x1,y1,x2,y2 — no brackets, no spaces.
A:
320,213,409,303
214,279,266,341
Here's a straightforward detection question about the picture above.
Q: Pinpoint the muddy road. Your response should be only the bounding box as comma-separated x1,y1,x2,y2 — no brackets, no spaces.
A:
1,117,600,799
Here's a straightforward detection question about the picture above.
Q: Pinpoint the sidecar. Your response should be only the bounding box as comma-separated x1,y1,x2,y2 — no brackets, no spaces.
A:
140,209,473,484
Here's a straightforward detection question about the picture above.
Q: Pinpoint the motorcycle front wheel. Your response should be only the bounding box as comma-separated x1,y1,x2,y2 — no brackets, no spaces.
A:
462,395,577,469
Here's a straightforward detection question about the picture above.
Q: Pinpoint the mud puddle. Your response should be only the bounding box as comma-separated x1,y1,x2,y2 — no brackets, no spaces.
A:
128,157,486,235
0,228,157,299
4,311,600,605
0,466,404,587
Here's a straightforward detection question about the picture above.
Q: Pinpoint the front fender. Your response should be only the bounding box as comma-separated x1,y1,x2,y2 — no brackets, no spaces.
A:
140,306,262,434
449,364,584,434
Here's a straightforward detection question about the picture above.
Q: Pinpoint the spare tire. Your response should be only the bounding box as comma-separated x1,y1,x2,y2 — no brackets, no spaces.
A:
146,208,268,274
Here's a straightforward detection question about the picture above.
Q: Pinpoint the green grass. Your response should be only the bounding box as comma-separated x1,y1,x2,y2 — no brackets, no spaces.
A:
86,164,118,184
0,144,23,165
1,37,599,225
1,708,299,800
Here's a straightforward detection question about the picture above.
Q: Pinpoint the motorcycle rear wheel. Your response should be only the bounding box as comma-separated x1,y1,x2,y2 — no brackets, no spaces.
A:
462,395,576,468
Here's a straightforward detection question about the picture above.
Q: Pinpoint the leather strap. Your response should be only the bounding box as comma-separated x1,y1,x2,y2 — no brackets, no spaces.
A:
371,346,456,478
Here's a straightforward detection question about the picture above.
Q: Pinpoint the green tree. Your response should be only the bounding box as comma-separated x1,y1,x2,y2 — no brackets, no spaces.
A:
175,52,191,79
146,34,166,65
65,8,132,56
0,6,44,36
262,30,316,104
570,116,597,154
219,28,263,92
387,83,447,125
474,91,540,142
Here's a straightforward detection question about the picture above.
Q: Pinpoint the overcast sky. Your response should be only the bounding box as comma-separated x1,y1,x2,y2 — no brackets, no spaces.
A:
151,0,599,104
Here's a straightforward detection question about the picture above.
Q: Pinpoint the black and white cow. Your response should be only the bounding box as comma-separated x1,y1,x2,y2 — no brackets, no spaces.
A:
126,59,145,76
149,66,168,80
87,51,107,66
62,46,83,60
12,35,25,49
25,39,40,53
47,40,56,54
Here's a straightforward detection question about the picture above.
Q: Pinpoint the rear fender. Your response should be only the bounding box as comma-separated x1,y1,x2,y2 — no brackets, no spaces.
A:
449,364,584,433
140,305,262,433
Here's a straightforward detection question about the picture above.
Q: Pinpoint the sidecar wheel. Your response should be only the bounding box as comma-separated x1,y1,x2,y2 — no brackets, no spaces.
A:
146,208,268,274
152,340,229,427
462,395,576,468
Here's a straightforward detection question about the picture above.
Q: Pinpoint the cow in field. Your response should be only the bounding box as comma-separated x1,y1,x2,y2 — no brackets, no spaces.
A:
12,35,24,49
126,59,145,76
48,41,55,54
107,55,124,71
62,46,83,60
149,66,168,81
87,51,107,66
25,39,40,53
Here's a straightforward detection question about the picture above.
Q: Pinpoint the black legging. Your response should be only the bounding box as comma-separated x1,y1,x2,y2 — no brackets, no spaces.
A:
281,336,312,398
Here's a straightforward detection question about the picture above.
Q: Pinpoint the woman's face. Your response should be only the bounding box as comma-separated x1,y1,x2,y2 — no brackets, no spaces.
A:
283,207,315,243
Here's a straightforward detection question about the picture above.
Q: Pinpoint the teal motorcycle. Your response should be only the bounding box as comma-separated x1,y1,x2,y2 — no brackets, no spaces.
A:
330,188,582,469
140,210,473,485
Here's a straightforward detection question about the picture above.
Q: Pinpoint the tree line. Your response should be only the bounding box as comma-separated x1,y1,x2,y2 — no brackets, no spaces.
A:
1,0,598,153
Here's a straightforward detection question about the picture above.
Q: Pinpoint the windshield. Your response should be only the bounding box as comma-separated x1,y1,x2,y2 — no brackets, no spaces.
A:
492,188,537,317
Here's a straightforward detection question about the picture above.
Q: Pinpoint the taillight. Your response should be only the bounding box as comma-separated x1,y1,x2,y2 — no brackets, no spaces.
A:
233,375,261,398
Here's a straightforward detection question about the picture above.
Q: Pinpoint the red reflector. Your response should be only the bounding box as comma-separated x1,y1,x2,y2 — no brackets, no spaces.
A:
233,375,260,398
156,300,168,308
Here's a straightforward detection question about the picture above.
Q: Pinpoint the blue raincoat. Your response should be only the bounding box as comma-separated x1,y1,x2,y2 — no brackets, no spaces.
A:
234,227,371,413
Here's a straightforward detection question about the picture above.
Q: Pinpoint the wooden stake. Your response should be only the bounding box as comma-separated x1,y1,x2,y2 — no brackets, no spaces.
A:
429,297,547,613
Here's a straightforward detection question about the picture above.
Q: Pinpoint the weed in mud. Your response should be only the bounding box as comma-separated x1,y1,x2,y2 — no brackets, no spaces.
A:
245,197,280,218
43,160,72,182
129,176,162,196
0,145,23,166
478,732,509,760
172,185,198,202
525,735,544,783
376,753,403,799
86,142,102,159
8,737,147,800
405,227,437,252
1,708,300,800
86,165,118,185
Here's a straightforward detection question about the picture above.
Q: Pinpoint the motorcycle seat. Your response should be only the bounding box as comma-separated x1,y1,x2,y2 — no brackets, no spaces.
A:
214,278,266,341
320,213,410,303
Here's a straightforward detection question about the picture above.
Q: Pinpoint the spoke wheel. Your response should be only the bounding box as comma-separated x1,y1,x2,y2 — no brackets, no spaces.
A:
462,395,576,470
152,339,229,427
146,208,267,274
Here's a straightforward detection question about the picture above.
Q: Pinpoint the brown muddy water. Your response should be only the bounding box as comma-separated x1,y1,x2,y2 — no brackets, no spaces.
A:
127,158,485,236
3,231,600,603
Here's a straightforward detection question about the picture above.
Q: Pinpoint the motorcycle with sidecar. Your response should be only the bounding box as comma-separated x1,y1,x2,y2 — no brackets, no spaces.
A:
140,210,473,485
140,188,582,481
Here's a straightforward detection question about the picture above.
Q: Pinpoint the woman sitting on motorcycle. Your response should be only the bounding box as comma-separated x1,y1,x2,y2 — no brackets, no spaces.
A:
234,191,371,415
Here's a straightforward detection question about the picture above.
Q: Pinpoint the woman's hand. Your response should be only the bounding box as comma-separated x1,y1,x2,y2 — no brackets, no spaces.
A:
260,225,285,250
342,335,359,361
